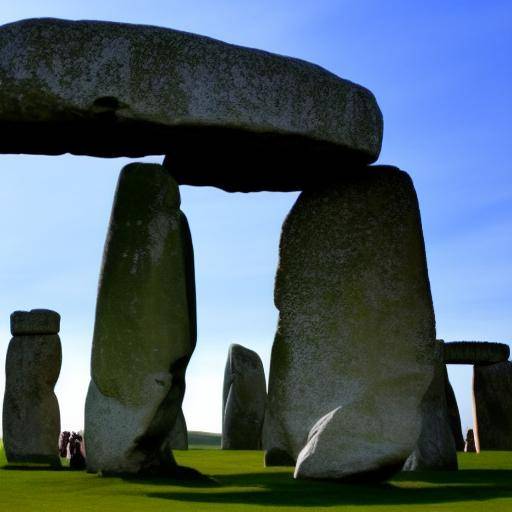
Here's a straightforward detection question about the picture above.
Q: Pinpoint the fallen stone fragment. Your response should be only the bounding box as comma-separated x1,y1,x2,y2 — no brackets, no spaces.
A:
85,163,196,474
10,309,60,335
264,166,436,481
0,18,383,191
473,361,512,451
403,340,458,471
222,344,267,450
2,316,62,466
443,341,509,365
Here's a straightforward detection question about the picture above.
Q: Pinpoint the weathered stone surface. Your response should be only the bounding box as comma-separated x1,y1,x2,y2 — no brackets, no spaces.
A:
443,341,510,365
473,361,512,451
85,163,196,474
10,309,60,335
222,344,267,450
464,429,476,453
445,370,465,451
0,18,383,192
264,166,436,480
403,341,458,471
168,408,188,450
2,333,61,466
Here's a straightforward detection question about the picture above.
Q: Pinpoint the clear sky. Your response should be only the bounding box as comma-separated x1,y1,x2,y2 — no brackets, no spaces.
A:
0,1,510,436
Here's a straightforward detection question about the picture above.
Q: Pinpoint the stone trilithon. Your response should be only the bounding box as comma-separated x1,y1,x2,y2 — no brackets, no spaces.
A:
85,163,196,475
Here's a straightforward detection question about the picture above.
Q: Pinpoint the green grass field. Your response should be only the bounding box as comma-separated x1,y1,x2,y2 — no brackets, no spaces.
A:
1,438,512,511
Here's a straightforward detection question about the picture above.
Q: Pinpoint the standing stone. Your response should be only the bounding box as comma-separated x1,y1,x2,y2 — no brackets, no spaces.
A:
168,408,188,450
473,361,512,451
464,429,477,453
445,371,465,451
403,341,458,471
263,166,436,481
222,344,267,450
2,309,61,466
85,163,196,474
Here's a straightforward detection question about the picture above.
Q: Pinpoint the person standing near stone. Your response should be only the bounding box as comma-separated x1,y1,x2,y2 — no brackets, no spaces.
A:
2,309,62,466
263,166,436,481
222,344,267,450
85,163,196,475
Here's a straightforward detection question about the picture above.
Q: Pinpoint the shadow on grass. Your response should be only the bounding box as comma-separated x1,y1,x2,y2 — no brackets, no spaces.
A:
143,469,512,507
119,465,221,488
2,464,64,471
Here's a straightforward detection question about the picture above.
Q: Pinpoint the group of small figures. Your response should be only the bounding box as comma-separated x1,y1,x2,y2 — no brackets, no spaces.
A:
58,431,86,469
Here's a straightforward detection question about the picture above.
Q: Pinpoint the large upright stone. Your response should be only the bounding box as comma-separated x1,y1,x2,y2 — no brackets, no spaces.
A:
85,163,196,474
2,310,61,466
473,361,512,451
445,371,465,451
403,341,457,471
0,18,382,191
222,344,267,450
264,166,436,481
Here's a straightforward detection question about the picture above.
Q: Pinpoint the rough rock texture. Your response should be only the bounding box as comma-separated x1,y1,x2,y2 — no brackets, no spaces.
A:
168,409,188,450
222,344,267,450
0,18,383,192
443,341,510,365
85,163,196,474
403,341,458,471
264,166,436,480
10,309,60,335
2,331,61,466
445,370,465,451
473,361,512,451
464,429,476,453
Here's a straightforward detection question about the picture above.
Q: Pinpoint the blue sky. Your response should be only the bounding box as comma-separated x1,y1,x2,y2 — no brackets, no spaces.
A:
0,1,510,434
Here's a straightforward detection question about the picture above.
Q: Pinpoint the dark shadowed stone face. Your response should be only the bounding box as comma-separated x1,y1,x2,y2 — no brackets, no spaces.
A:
167,408,188,450
403,340,458,471
443,341,510,365
0,18,382,191
473,361,512,451
222,343,267,450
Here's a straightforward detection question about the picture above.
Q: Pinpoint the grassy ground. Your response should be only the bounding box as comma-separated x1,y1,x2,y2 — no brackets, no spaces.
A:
1,440,512,511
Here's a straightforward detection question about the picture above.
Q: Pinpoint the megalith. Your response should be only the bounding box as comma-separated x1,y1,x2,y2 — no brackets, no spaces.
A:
264,166,436,481
168,408,188,450
0,18,382,192
464,429,477,453
445,371,465,451
2,309,61,466
403,340,457,471
85,163,196,474
443,341,509,365
222,344,267,450
473,361,512,451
